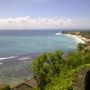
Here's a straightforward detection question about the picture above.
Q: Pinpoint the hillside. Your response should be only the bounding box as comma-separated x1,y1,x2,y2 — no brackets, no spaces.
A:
32,49,90,90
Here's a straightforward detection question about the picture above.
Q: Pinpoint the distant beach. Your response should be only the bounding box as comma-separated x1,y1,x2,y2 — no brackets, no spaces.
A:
63,33,86,44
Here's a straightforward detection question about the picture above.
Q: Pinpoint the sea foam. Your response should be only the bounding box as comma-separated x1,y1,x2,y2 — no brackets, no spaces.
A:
17,57,31,61
55,32,62,35
0,56,16,61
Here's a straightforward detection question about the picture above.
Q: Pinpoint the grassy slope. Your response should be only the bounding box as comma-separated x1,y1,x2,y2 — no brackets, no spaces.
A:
32,50,90,90
45,51,90,90
45,64,90,90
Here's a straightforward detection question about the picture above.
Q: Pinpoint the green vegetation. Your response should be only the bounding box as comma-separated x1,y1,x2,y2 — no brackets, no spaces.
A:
32,44,90,90
32,50,63,90
77,43,86,51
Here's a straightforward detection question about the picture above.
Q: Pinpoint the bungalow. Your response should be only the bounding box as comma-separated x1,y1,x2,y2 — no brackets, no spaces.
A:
13,78,37,90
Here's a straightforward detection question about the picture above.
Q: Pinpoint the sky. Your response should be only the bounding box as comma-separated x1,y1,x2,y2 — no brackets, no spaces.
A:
0,0,90,29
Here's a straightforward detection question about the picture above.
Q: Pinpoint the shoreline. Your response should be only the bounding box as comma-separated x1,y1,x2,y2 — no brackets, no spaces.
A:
63,33,87,44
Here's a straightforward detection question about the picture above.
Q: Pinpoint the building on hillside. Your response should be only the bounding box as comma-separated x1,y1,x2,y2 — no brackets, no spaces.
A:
13,83,32,90
13,78,37,90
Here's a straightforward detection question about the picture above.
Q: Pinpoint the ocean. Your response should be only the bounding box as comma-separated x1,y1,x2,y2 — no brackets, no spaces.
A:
0,30,78,85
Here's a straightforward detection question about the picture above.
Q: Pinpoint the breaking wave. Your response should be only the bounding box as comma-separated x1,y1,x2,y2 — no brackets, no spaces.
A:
0,56,17,61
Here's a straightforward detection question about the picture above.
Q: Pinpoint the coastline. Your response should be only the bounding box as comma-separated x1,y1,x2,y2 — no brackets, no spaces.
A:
63,33,87,44
0,31,89,88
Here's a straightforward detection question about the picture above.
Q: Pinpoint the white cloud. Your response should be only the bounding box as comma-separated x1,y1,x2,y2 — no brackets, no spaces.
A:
0,16,89,29
0,16,72,29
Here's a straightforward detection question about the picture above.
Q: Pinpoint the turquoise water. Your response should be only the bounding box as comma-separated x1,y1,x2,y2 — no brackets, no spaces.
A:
0,30,78,85
0,30,77,57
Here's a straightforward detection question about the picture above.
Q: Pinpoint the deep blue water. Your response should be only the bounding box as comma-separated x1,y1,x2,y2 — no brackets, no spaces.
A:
0,30,77,57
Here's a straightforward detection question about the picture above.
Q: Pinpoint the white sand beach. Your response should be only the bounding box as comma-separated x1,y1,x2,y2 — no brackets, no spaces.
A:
63,34,86,44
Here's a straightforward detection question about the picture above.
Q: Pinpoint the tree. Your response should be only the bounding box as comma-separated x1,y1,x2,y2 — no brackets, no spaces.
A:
32,53,48,90
77,43,86,51
32,50,63,90
51,50,63,75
